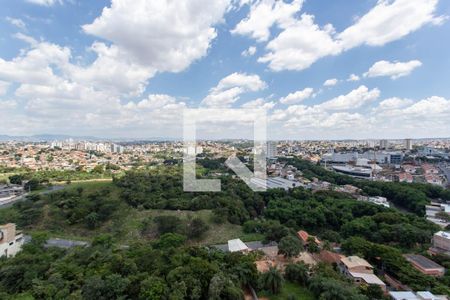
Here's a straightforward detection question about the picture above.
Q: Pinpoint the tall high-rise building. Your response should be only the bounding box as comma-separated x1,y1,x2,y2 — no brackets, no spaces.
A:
379,139,389,150
267,141,278,158
405,138,413,150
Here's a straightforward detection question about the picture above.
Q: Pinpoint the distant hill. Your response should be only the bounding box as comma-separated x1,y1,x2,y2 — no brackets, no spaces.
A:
0,134,179,142
0,134,101,142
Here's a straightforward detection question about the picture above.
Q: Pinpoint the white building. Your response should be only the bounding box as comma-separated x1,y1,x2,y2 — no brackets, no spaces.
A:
432,231,450,255
380,139,389,150
267,141,278,158
405,139,413,151
367,196,390,207
228,239,249,252
389,291,448,300
110,143,125,154
0,223,24,258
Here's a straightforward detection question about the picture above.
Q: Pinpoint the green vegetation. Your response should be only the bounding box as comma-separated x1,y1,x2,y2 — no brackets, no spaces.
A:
0,233,258,299
1,157,449,298
278,236,303,258
259,282,314,300
342,237,450,295
260,266,284,294
281,157,450,216
0,181,263,246
3,169,116,187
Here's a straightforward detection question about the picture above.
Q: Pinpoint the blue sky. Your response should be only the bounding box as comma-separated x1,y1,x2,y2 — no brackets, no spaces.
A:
1,0,450,139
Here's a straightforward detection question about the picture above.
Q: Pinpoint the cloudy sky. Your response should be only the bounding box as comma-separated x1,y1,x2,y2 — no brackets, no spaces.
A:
0,0,450,140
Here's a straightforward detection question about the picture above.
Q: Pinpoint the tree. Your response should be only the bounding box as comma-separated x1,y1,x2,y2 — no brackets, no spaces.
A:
81,276,106,300
154,215,183,235
260,267,284,294
85,212,100,229
91,164,104,174
139,277,167,300
153,233,186,249
306,236,320,253
24,179,40,191
285,262,309,285
9,174,23,185
361,284,384,299
168,281,187,300
187,218,209,238
211,208,228,224
278,236,302,258
263,222,290,243
308,276,367,300
208,273,227,300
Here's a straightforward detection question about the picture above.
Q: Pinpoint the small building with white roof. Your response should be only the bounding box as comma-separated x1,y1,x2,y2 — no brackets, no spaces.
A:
227,239,249,252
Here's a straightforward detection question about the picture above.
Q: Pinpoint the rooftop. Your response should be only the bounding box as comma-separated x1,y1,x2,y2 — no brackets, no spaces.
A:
227,239,248,252
434,231,450,239
389,291,419,300
404,254,444,270
340,256,373,269
349,272,385,286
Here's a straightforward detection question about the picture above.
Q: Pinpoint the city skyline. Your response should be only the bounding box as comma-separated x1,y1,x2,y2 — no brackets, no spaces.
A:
1,0,450,139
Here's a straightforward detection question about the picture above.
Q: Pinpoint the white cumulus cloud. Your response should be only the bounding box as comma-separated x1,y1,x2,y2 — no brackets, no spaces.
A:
236,0,442,72
279,88,314,104
364,60,422,79
323,78,338,86
241,46,257,57
258,14,340,71
83,0,230,73
231,0,304,42
318,85,380,110
26,0,63,6
347,74,360,82
202,72,267,107
241,98,276,109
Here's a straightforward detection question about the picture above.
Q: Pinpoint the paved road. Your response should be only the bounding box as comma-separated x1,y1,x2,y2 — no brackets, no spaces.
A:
45,238,89,248
0,185,64,208
24,235,89,248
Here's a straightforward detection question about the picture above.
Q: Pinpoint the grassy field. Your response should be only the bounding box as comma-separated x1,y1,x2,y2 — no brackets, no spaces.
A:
20,181,263,245
120,208,263,245
259,282,315,300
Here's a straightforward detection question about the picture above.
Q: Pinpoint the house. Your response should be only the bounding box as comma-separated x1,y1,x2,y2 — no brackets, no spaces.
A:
398,172,414,183
339,256,374,274
429,231,450,257
227,239,249,253
313,250,343,265
213,239,278,255
369,196,389,207
350,272,386,290
297,230,321,245
342,184,361,195
422,164,440,175
389,291,448,300
389,291,417,300
425,174,444,186
0,223,24,258
404,254,445,277
403,164,419,174
338,255,386,291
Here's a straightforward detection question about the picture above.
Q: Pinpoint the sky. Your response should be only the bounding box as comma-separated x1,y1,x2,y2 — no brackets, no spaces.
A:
0,0,450,140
